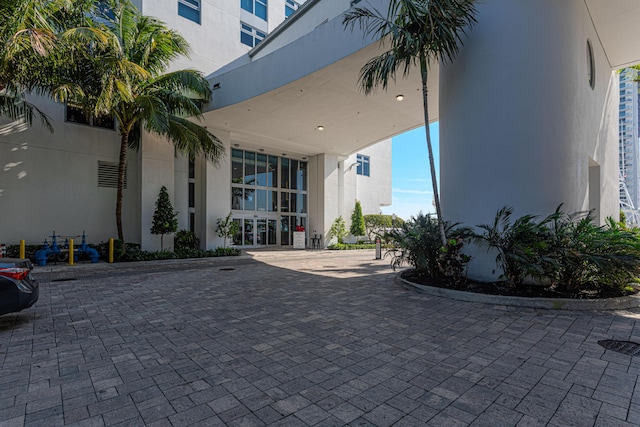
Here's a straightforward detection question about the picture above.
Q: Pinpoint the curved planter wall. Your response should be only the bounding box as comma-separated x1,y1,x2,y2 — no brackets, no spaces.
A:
398,276,640,311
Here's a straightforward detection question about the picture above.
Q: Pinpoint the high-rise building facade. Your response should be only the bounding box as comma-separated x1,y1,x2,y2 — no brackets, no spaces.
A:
619,68,640,213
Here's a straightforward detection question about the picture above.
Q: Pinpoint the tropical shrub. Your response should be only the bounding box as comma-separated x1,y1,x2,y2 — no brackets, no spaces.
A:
118,246,240,261
474,205,640,295
327,243,377,250
364,214,405,242
328,216,348,244
350,201,366,243
213,247,241,257
150,186,178,250
386,213,471,283
364,214,391,242
174,229,200,251
539,210,640,294
473,207,547,286
5,244,40,260
216,213,239,248
438,238,472,286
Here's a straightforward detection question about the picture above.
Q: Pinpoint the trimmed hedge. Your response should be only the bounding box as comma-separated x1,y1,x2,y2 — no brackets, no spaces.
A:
328,243,377,250
3,243,241,263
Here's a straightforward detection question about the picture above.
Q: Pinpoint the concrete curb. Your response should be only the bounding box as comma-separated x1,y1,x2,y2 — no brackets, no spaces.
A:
397,275,640,311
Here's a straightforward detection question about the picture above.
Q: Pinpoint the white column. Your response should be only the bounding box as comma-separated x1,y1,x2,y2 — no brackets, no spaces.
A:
201,130,231,249
440,0,619,279
310,154,339,246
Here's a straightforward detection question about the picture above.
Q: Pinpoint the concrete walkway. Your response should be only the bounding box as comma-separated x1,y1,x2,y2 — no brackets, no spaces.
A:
1,249,640,426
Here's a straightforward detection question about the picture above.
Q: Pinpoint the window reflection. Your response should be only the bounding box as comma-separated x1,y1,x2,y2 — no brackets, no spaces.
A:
230,149,308,246
245,152,256,185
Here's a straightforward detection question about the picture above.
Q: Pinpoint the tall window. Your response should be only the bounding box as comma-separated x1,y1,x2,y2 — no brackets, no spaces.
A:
231,149,307,215
356,154,370,177
178,0,201,24
241,22,266,47
285,0,299,18
241,0,267,21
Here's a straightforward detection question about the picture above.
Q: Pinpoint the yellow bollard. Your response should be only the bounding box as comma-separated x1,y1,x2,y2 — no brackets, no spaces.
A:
19,240,25,259
108,238,114,263
68,239,75,266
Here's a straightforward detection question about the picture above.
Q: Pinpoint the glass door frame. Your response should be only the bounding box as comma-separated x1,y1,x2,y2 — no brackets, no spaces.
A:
232,214,280,247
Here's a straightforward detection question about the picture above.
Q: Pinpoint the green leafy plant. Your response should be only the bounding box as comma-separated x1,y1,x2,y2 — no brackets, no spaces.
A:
473,206,547,286
386,213,471,281
150,186,178,251
67,1,224,241
538,209,640,295
174,229,200,251
5,244,40,261
327,243,377,250
216,212,239,248
474,205,640,296
328,216,348,244
350,200,366,243
213,247,241,257
438,238,472,286
364,214,392,242
115,246,240,262
364,214,405,242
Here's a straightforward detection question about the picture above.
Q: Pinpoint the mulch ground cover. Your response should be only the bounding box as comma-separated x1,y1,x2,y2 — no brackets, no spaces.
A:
401,269,639,300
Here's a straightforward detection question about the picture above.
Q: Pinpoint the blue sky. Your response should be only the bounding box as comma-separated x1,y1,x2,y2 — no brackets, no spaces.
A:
380,123,440,221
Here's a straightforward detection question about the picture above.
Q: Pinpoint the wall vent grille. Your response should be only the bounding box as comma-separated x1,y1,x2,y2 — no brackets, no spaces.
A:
98,161,127,189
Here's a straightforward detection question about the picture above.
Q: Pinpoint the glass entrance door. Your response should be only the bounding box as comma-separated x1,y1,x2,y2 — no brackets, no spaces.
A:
280,215,307,246
234,216,279,247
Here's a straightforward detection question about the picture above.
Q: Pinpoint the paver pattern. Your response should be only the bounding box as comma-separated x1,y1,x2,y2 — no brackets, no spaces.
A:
2,249,640,426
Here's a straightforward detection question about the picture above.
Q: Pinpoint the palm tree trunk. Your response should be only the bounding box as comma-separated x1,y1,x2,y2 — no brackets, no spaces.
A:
420,52,447,246
116,132,129,241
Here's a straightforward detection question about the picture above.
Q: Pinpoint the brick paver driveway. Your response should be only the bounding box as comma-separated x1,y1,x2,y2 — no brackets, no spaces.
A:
1,250,640,426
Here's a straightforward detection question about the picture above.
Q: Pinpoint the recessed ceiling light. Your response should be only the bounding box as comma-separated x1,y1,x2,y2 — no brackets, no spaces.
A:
316,126,325,131
396,95,404,101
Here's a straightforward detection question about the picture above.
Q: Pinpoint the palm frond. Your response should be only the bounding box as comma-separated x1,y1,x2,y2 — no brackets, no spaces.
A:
147,70,211,101
162,116,225,163
344,0,477,93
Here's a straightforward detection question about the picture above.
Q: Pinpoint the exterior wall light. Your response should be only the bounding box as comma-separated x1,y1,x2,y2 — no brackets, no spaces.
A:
316,126,325,131
396,95,404,101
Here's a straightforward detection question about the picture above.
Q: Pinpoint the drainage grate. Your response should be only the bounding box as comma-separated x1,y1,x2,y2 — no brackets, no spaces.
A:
598,340,640,356
219,267,235,272
51,278,77,282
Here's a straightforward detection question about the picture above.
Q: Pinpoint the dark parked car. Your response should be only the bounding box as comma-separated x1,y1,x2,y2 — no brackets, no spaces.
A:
0,258,39,316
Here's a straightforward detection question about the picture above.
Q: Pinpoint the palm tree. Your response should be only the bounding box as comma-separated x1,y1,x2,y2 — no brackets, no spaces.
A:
344,0,477,246
68,1,224,241
0,0,108,129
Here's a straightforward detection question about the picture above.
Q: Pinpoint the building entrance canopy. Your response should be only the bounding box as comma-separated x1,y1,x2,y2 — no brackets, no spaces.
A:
202,0,640,159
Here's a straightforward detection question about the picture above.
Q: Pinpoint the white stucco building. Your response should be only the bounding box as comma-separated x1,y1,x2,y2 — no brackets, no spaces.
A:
2,0,640,279
0,0,392,250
